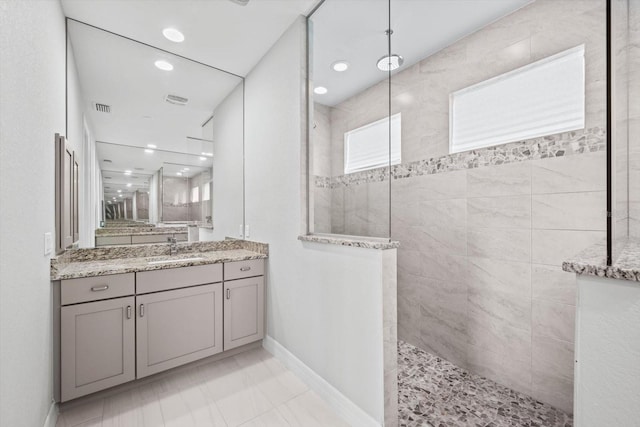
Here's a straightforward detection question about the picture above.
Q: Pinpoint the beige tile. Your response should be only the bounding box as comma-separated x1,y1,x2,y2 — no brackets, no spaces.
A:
467,285,531,334
467,228,531,262
532,192,606,230
59,399,104,427
215,385,273,427
531,152,606,194
467,195,531,229
420,305,468,369
532,299,576,343
419,198,466,228
467,257,531,296
420,251,467,283
416,225,467,256
101,389,143,427
531,229,605,266
467,162,532,198
277,391,350,427
239,408,290,427
415,170,467,201
532,264,577,305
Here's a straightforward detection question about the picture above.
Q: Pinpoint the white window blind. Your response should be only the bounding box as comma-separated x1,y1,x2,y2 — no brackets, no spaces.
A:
450,45,585,154
344,113,401,174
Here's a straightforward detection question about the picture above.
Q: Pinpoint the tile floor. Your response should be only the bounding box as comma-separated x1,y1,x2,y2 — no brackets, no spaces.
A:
56,347,351,427
398,341,573,427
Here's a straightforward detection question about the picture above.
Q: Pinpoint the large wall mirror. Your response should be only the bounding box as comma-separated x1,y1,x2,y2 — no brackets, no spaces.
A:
66,19,245,248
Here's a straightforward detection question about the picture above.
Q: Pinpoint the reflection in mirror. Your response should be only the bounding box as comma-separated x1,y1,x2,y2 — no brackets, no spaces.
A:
67,19,244,247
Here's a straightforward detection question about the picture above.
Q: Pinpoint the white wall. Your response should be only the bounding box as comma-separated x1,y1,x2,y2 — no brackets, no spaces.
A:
210,83,244,240
574,275,640,427
245,16,386,424
0,1,66,426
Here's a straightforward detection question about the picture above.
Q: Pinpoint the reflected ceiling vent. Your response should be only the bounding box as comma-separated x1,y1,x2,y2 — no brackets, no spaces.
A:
104,177,112,179
134,167,144,171
165,94,189,106
94,102,111,113
103,159,112,163
228,0,250,5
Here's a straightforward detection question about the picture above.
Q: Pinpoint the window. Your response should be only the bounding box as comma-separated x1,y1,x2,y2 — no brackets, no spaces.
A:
191,186,199,203
202,183,211,201
344,113,401,174
450,45,585,154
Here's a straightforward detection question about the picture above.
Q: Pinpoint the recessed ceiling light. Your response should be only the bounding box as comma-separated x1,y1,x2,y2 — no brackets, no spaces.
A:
119,195,123,197
162,28,184,43
199,156,207,161
314,86,328,95
331,61,349,72
117,190,122,193
147,144,157,149
154,60,173,71
176,172,182,176
124,170,132,175
183,168,190,171
377,54,404,71
126,183,132,187
201,152,213,157
145,149,154,154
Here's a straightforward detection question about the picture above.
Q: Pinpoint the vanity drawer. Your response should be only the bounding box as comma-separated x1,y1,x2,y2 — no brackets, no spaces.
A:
136,264,223,294
224,259,264,281
175,233,188,241
131,234,172,244
61,273,135,305
95,236,132,246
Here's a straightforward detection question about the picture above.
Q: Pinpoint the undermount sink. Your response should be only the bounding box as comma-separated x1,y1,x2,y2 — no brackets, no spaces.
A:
147,257,204,265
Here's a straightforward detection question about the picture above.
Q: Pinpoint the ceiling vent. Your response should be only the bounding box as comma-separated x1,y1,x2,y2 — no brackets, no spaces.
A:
165,94,189,106
228,0,250,5
103,159,112,163
94,103,111,113
134,167,144,171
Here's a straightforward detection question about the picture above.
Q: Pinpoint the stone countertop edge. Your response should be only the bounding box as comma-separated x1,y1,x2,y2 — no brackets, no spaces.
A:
298,234,400,250
562,238,640,283
51,249,267,281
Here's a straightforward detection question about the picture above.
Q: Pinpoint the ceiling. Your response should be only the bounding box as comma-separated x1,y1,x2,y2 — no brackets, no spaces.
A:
61,0,318,77
311,0,533,106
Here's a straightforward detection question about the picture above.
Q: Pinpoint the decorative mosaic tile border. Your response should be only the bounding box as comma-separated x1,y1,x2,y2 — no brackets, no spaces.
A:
314,127,605,189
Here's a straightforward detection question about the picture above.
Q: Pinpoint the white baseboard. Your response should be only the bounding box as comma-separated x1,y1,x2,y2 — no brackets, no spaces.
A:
263,335,380,427
43,401,58,427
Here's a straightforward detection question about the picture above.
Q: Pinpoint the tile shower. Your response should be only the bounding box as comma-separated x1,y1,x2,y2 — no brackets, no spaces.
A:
309,0,640,422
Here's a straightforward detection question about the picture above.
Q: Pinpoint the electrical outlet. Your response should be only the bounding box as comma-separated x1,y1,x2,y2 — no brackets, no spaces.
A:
245,225,250,238
44,232,52,256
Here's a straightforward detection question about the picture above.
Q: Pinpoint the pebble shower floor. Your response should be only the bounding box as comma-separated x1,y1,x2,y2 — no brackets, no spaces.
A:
398,341,573,427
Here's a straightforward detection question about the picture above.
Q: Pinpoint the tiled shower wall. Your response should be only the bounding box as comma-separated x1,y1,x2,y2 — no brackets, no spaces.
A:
630,0,640,237
312,0,608,413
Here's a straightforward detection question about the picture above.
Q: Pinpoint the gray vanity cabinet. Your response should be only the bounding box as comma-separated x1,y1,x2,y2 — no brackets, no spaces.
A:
60,296,135,401
136,283,224,378
223,260,265,350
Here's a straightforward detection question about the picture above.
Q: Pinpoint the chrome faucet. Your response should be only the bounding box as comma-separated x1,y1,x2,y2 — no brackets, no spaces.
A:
167,236,178,255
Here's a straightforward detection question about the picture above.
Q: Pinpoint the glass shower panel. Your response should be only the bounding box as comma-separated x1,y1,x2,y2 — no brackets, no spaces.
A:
308,0,392,240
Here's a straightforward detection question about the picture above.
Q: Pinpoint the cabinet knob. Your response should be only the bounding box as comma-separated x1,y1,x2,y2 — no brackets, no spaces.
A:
91,285,109,292
139,304,145,318
240,266,251,272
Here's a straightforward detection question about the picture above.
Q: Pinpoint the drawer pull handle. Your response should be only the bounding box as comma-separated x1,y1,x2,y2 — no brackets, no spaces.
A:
127,305,132,319
240,266,251,272
91,285,109,292
140,304,145,318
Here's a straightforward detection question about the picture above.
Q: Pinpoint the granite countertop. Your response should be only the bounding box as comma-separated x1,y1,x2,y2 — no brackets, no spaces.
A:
562,238,640,282
298,234,400,250
95,227,188,236
51,239,268,280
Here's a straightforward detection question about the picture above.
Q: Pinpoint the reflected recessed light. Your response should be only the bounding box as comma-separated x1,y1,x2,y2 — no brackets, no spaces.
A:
377,54,404,71
201,152,213,157
147,144,157,149
119,195,123,197
183,168,190,171
199,156,207,161
331,61,349,72
154,60,173,71
145,149,154,154
176,172,182,176
124,170,132,175
162,28,184,43
117,190,122,193
126,183,132,187
314,86,328,95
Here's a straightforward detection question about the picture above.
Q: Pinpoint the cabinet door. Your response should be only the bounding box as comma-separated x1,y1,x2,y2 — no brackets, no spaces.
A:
136,283,223,378
224,276,265,351
61,297,135,401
